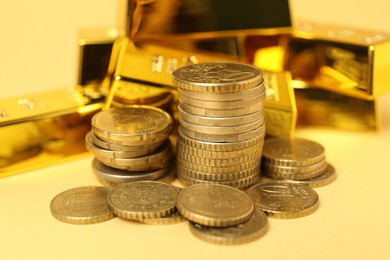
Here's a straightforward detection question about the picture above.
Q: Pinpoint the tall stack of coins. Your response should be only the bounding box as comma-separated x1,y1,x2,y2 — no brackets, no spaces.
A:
172,62,266,189
261,137,336,188
86,105,175,186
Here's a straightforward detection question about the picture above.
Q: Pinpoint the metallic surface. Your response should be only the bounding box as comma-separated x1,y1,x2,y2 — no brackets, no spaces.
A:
50,186,114,224
176,183,255,227
246,181,319,218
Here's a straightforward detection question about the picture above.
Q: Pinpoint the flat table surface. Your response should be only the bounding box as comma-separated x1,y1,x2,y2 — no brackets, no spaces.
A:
1,93,390,260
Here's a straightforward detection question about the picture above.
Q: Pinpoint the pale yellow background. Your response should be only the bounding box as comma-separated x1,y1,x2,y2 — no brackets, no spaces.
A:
1,1,390,259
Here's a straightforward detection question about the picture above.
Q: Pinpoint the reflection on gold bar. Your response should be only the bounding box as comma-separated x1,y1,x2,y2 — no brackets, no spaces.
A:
287,20,390,99
0,87,103,178
127,0,292,40
294,87,379,131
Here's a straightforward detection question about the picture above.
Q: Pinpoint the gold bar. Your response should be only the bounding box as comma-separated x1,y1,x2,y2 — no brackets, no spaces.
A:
0,87,102,178
286,19,390,99
294,86,379,131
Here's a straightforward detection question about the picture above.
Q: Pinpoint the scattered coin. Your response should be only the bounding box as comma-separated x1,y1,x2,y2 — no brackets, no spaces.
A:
176,183,254,227
188,208,268,245
107,181,179,221
246,181,319,219
50,186,114,224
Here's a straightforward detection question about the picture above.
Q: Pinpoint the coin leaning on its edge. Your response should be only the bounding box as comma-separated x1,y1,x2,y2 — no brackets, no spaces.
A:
50,186,115,224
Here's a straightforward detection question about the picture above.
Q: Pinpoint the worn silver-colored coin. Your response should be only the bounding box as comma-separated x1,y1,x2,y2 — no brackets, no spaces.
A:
263,159,328,180
179,117,264,135
177,138,263,159
246,181,319,218
172,62,263,92
92,105,173,144
179,106,264,127
177,172,260,190
176,183,254,227
177,157,260,174
140,209,186,225
179,100,263,118
89,131,164,152
179,90,264,109
86,132,165,159
176,149,259,167
91,158,169,187
177,127,263,151
262,137,326,167
178,82,264,101
263,163,337,188
108,181,179,220
180,123,265,143
188,208,268,245
50,186,114,224
177,163,260,182
96,141,173,171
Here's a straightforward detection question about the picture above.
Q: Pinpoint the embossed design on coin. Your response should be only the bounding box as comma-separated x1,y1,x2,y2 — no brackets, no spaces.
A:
176,183,254,227
107,181,178,220
246,181,319,218
172,62,262,92
188,208,268,245
92,105,172,143
50,186,114,224
262,137,325,166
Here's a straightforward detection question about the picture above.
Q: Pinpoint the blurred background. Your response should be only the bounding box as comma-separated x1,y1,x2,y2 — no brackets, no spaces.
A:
1,0,389,98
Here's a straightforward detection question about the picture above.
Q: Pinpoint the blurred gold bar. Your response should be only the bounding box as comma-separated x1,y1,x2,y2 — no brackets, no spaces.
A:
294,86,379,131
0,87,103,178
286,19,390,99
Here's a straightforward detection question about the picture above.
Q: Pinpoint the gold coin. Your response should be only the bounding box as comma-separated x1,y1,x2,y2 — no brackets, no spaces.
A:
177,158,260,174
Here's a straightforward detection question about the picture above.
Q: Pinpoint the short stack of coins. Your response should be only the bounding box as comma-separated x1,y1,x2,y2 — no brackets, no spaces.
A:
109,81,173,112
261,137,336,187
172,62,266,189
86,105,175,186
